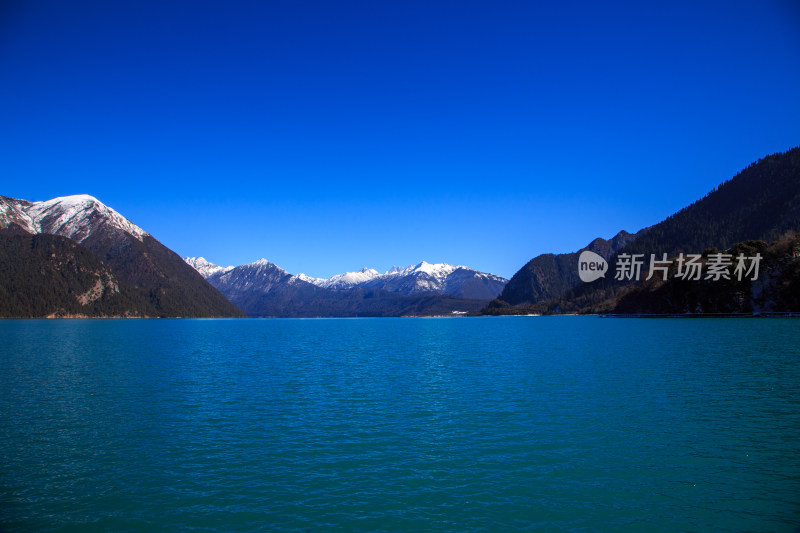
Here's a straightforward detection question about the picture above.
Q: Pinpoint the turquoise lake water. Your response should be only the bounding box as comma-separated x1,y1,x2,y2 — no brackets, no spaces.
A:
1,317,798,532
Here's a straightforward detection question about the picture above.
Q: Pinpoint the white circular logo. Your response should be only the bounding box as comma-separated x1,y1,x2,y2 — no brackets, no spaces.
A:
578,251,608,282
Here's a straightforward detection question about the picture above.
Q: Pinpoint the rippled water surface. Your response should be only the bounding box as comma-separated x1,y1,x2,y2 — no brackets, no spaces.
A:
1,317,799,532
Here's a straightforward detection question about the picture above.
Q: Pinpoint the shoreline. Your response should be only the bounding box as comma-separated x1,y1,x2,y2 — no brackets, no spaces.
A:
3,313,800,320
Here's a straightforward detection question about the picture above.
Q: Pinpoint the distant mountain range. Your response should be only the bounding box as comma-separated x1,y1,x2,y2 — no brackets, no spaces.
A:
3,146,797,318
0,195,244,318
486,145,800,314
185,257,508,317
304,261,507,299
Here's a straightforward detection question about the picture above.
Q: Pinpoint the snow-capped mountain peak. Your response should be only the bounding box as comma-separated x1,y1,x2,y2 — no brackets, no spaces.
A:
31,194,148,242
198,257,295,295
294,261,507,298
224,258,292,279
184,257,234,278
294,267,380,290
391,261,459,279
1,194,149,242
296,273,322,284
244,258,289,274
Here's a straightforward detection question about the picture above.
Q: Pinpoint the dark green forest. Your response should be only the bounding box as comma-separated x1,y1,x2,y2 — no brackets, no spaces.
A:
0,233,149,317
614,235,800,315
486,145,800,315
0,229,245,318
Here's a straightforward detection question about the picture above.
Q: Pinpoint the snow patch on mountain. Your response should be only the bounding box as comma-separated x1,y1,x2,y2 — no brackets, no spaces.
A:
0,197,37,233
307,267,382,289
387,261,459,279
295,273,323,284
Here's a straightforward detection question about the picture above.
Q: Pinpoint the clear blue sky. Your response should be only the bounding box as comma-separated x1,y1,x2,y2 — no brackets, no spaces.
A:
2,0,799,278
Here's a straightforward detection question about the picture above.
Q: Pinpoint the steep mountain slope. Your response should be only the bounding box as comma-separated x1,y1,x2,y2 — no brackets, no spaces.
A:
189,257,493,317
487,145,800,314
0,195,244,318
616,146,800,258
559,146,800,313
